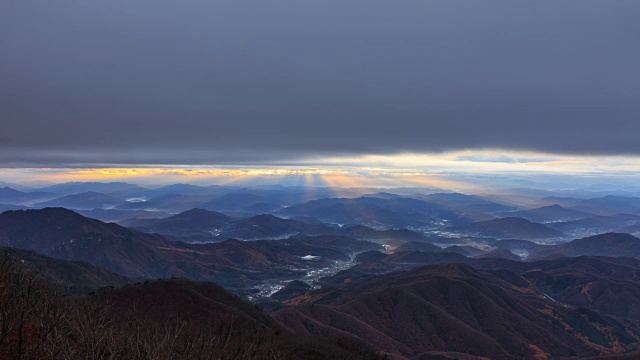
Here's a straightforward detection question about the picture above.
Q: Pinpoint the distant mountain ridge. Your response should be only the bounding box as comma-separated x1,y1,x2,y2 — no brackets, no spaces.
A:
38,181,148,196
419,192,516,213
123,208,432,243
495,204,594,222
0,186,57,205
0,208,382,290
34,191,125,209
275,196,479,229
120,208,234,238
530,233,640,259
575,196,640,215
449,217,565,239
549,214,640,237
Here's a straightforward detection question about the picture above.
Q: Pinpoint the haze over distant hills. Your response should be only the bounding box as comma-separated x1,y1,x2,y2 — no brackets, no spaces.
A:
549,214,640,237
34,191,125,210
0,186,57,205
529,233,640,259
495,204,594,223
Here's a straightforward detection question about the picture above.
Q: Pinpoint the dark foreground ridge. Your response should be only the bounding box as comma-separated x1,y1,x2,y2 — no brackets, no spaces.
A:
0,254,383,359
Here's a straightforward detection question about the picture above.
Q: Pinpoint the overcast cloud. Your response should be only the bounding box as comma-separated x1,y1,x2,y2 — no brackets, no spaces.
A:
1,0,639,166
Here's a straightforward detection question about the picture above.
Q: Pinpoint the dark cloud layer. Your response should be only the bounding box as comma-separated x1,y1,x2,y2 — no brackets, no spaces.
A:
2,0,639,166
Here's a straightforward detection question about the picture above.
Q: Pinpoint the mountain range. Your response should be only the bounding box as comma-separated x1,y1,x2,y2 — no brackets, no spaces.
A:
0,208,382,291
123,208,431,243
449,217,566,239
3,183,640,358
274,263,640,359
529,233,640,259
495,204,594,223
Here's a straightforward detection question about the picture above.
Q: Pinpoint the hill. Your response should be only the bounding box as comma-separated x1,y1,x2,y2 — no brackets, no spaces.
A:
0,257,381,359
0,208,382,290
529,233,640,259
475,248,522,261
442,245,486,257
477,256,640,320
495,204,593,223
0,247,132,294
201,191,286,213
0,208,177,277
271,280,313,302
450,217,565,239
121,208,233,238
549,214,640,237
395,241,443,253
0,186,57,205
420,192,515,213
38,181,149,196
33,191,125,210
124,208,430,243
355,250,469,267
275,196,472,229
214,214,331,240
573,196,640,215
76,208,171,223
116,193,218,213
273,263,640,359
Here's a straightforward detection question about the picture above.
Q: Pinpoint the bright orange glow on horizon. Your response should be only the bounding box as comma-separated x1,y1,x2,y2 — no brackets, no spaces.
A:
40,167,341,182
0,165,478,192
2,150,640,189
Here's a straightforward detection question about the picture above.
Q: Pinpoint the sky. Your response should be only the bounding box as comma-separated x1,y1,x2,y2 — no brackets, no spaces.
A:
2,1,640,188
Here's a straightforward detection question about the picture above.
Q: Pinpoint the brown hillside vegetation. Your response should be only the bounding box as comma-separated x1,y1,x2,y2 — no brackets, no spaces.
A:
273,263,640,359
0,253,384,360
477,256,640,321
